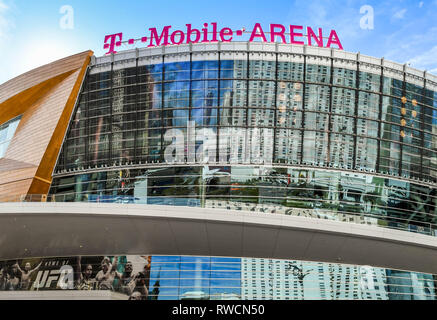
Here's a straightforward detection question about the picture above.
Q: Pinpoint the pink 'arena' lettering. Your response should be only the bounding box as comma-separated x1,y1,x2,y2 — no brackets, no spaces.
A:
104,23,344,54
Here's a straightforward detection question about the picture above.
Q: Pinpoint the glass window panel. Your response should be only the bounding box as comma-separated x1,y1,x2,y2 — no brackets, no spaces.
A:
248,81,275,108
306,64,330,84
277,110,302,128
304,85,330,112
358,92,379,120
138,64,163,82
381,123,401,142
381,96,403,125
192,60,219,80
164,62,190,81
248,109,275,127
220,108,247,126
333,67,355,87
220,80,247,108
191,108,217,126
163,81,190,109
303,131,328,165
275,129,302,164
331,116,354,135
330,133,354,169
227,59,247,79
422,149,437,182
305,112,329,131
359,71,380,92
402,127,422,147
332,88,355,116
249,58,276,80
379,141,400,175
219,60,234,79
211,257,241,264
357,119,379,138
0,116,22,158
277,61,304,81
402,145,421,178
356,138,378,171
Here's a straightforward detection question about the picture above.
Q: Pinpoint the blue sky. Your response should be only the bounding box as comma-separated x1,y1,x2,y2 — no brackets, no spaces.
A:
0,0,436,84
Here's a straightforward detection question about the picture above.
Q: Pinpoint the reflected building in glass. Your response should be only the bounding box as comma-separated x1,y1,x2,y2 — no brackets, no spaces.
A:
48,43,437,300
1,42,437,300
241,258,391,300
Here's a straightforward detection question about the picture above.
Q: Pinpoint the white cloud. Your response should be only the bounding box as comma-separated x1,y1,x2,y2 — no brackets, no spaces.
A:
0,0,7,11
285,0,364,46
0,0,13,40
0,33,85,85
383,20,437,66
419,1,424,8
393,9,407,19
407,45,437,71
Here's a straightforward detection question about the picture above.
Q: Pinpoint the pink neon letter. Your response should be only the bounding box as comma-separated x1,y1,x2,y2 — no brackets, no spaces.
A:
307,27,324,47
201,23,209,43
290,25,304,45
148,26,171,47
249,23,267,42
220,27,233,42
171,30,185,45
270,24,286,43
186,24,201,44
103,33,123,55
326,30,343,50
211,22,219,42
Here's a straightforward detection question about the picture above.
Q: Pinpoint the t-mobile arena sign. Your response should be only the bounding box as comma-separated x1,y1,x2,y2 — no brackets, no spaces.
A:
104,22,343,55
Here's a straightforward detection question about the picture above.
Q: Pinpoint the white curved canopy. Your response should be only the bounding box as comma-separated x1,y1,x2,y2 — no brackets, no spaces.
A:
0,202,436,274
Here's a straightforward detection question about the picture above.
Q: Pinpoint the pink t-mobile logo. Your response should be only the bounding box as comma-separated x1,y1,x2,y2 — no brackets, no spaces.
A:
104,33,123,54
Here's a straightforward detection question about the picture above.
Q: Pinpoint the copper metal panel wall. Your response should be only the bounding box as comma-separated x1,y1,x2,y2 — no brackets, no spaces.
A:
0,52,93,104
0,51,93,199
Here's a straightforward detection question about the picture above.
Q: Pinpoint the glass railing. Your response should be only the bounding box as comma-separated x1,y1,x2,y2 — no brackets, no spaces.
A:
0,193,436,238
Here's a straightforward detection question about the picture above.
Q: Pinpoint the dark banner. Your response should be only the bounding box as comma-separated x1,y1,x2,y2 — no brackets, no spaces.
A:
1,255,436,300
0,255,152,300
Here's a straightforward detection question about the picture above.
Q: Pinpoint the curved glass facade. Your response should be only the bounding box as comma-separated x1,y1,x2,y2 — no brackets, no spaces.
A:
50,166,437,235
0,255,435,300
49,46,437,236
